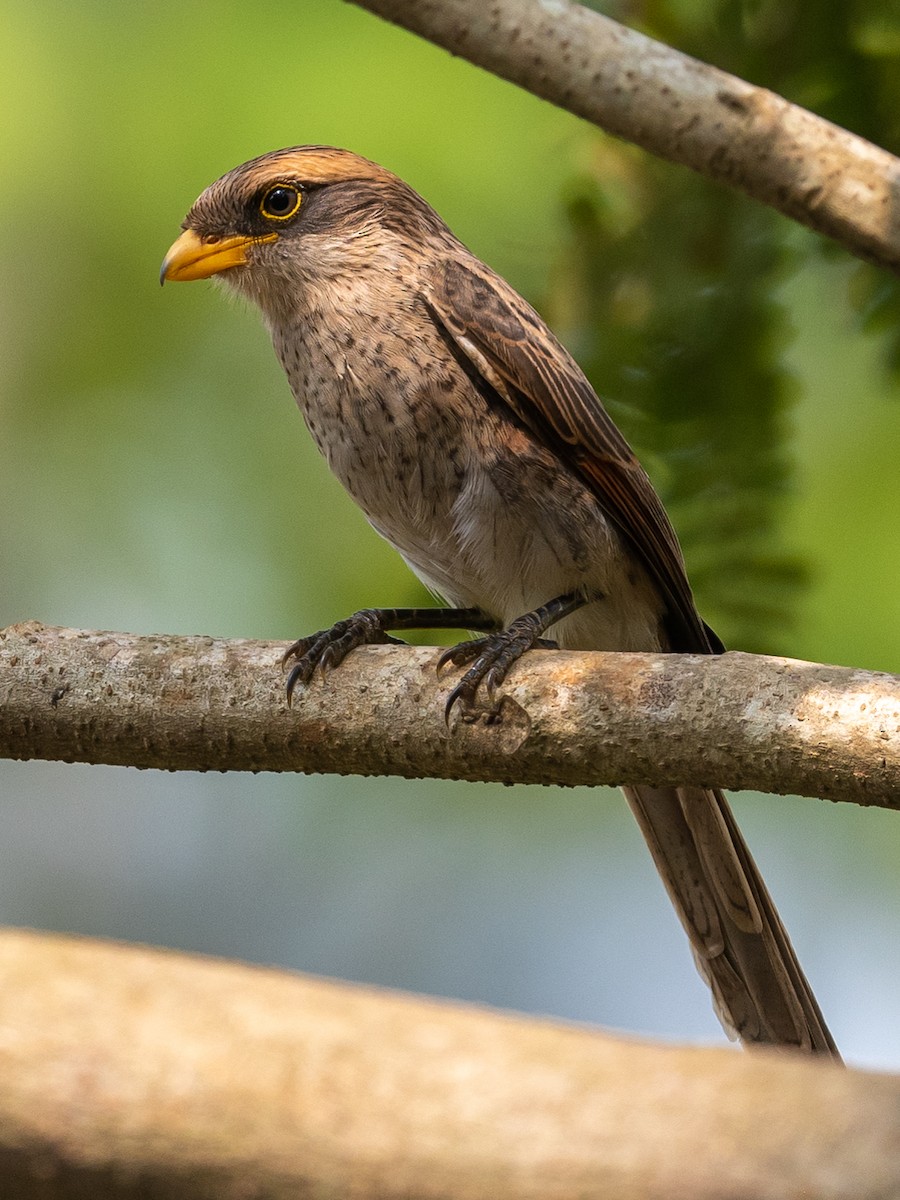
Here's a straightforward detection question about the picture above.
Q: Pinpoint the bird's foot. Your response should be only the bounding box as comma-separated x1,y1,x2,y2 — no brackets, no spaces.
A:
282,606,496,705
438,590,593,724
282,609,405,704
438,627,559,724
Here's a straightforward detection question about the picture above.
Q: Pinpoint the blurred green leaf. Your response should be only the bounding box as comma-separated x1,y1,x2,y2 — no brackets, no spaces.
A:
545,145,805,651
544,0,900,652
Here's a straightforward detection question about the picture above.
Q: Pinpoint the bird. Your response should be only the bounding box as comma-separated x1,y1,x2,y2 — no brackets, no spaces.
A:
161,145,839,1057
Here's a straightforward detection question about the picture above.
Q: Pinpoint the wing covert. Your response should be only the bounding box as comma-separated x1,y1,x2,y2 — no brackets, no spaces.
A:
425,256,721,654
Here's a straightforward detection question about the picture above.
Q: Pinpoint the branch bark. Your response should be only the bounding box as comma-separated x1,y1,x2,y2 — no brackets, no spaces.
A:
0,927,895,1200
349,0,900,274
3,621,899,807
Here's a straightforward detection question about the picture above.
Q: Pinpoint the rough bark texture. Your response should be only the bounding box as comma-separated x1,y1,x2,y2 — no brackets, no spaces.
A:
350,0,900,273
2,621,899,806
0,928,896,1200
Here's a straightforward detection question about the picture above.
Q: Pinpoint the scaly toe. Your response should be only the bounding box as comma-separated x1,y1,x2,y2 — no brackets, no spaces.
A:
281,636,316,670
437,637,491,673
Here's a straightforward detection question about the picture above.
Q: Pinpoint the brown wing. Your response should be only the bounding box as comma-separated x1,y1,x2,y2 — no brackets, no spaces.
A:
425,256,722,654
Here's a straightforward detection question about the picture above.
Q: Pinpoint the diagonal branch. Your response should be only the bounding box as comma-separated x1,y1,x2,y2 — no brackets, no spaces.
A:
349,0,900,274
0,928,896,1200
2,621,899,807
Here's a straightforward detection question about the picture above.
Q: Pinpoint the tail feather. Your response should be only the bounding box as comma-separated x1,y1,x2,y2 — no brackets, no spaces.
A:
623,784,839,1057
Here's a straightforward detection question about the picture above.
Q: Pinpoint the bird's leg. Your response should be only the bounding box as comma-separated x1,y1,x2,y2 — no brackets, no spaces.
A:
439,590,595,723
283,607,498,704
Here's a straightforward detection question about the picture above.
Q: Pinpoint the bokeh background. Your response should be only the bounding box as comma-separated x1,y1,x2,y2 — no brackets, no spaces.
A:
2,0,900,1068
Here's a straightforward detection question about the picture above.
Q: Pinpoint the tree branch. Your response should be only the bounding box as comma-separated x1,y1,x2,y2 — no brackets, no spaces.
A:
0,927,895,1199
349,0,900,274
3,621,898,807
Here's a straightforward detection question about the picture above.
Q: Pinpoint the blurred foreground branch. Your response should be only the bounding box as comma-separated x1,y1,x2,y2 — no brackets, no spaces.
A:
0,927,896,1199
351,0,900,274
2,621,899,807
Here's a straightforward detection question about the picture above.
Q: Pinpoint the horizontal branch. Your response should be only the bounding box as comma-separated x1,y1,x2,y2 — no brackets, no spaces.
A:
0,928,895,1199
350,0,900,273
2,621,899,807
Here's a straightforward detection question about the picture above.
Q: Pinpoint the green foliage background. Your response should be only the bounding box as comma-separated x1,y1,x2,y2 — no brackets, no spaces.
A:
2,0,900,1065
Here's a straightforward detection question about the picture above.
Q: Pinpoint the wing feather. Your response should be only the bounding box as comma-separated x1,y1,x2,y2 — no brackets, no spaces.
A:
425,256,721,654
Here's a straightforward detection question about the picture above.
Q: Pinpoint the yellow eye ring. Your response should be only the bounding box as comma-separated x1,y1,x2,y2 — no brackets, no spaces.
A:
260,183,302,221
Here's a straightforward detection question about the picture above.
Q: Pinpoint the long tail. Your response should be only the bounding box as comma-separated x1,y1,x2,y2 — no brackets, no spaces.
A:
623,784,839,1056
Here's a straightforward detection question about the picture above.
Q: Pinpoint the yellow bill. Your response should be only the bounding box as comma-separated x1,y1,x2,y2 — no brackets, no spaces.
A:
160,229,277,284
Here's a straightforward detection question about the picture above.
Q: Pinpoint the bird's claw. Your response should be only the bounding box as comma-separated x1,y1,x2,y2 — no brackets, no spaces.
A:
436,637,493,673
440,630,558,725
282,611,404,705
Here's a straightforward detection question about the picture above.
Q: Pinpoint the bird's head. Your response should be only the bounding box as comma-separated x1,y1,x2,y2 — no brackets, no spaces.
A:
160,146,448,317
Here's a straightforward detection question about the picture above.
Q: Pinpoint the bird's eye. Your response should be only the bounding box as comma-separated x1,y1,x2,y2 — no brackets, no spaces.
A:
260,184,303,221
